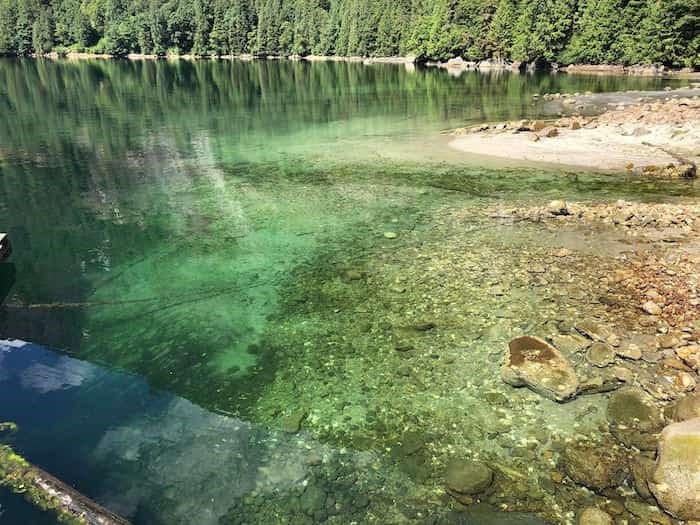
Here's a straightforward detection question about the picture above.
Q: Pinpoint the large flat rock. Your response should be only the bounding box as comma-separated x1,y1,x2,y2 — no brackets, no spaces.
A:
501,336,578,402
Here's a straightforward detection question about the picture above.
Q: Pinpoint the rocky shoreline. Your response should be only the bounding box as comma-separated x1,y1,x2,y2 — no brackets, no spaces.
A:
449,89,700,174
235,167,700,525
489,198,700,523
23,52,700,79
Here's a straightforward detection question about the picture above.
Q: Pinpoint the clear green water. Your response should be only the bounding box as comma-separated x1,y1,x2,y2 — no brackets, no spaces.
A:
0,58,695,524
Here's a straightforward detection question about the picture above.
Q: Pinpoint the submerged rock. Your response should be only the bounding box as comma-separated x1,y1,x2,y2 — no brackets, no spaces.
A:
675,345,699,370
452,503,549,524
586,342,616,367
671,392,700,422
445,459,493,495
641,301,663,316
629,454,656,500
560,441,627,490
607,387,664,450
279,410,308,433
578,507,613,525
616,334,656,360
501,336,578,402
650,418,700,520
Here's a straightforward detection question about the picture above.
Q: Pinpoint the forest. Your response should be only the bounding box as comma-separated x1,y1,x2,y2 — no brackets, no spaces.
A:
0,0,698,67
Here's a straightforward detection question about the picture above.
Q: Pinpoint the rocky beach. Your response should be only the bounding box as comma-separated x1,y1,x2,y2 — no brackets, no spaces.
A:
449,88,700,175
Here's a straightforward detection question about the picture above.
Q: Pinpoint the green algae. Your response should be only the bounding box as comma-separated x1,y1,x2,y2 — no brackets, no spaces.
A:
0,445,87,525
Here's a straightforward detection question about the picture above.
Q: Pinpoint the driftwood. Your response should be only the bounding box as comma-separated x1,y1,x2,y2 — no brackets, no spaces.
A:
0,444,130,525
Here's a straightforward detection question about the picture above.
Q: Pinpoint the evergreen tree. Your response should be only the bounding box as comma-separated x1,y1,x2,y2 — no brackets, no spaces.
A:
0,0,696,67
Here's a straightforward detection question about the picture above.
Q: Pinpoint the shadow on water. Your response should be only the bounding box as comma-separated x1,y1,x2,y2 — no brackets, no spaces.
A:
0,263,15,306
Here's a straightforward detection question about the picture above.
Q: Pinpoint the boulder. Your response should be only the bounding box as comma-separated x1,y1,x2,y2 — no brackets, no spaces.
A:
560,441,627,490
501,336,579,402
578,507,613,525
607,387,664,450
445,459,493,495
650,418,700,520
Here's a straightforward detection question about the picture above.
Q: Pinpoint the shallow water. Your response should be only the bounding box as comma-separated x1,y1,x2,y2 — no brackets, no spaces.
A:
0,58,695,524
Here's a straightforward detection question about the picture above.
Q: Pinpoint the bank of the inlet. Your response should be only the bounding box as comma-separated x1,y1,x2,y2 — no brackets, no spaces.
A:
440,82,700,524
450,86,700,174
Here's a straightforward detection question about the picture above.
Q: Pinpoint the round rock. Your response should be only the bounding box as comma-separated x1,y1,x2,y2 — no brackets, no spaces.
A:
445,459,493,495
586,342,616,367
578,507,613,525
560,441,627,490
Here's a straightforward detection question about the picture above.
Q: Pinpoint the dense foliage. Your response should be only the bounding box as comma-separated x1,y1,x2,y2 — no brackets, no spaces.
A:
0,0,698,67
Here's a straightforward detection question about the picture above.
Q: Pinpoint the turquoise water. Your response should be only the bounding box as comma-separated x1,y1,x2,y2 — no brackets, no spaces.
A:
0,58,694,524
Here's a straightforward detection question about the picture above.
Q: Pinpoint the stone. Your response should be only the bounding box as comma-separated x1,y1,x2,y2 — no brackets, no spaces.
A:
578,507,613,525
676,345,700,369
616,334,655,360
560,441,627,490
575,321,613,343
657,334,679,349
445,459,493,495
650,418,700,520
547,200,569,216
671,393,700,422
607,387,664,450
528,133,540,142
300,485,327,514
629,454,656,499
611,366,634,383
532,120,546,131
551,333,590,354
642,301,663,315
383,231,398,239
541,126,559,138
577,374,624,395
501,336,579,402
280,410,308,433
586,342,616,367
571,121,582,130
624,499,673,525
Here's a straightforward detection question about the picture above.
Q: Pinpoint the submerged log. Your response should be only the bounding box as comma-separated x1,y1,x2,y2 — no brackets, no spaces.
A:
0,444,130,525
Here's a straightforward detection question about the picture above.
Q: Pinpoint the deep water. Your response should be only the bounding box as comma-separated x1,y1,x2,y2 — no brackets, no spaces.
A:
0,58,693,524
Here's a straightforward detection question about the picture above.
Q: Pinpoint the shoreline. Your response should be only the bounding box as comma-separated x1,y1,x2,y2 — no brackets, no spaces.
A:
7,52,698,78
449,88,700,175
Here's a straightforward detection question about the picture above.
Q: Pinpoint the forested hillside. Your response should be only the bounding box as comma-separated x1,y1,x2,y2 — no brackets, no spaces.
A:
0,0,698,67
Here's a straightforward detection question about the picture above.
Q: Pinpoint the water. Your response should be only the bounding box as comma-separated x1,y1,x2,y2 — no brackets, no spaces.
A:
0,58,693,524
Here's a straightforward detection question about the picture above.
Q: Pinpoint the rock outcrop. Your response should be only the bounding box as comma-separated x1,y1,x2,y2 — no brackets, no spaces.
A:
501,336,579,402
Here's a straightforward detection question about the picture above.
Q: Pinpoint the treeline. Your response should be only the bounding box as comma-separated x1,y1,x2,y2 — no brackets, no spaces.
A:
0,0,698,67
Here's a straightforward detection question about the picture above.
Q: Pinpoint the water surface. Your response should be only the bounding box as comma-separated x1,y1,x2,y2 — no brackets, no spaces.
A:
0,58,692,524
